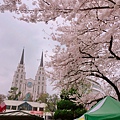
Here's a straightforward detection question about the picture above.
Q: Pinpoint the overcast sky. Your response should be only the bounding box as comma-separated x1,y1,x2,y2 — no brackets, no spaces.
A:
0,12,59,96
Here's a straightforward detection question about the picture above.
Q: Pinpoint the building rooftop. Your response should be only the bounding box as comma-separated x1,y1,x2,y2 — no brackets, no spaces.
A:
4,100,46,108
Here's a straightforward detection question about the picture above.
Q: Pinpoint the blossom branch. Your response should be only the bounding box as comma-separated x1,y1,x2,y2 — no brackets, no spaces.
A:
42,0,50,5
90,71,120,100
107,0,116,4
109,36,120,60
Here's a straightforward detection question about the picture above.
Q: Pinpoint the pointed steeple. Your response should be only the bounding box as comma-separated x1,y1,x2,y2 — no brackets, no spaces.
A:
40,51,43,67
20,49,24,64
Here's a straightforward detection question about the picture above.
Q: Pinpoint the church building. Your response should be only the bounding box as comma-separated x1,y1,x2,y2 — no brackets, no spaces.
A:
11,49,46,101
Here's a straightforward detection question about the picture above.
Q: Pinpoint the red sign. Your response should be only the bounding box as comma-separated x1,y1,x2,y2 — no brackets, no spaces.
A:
0,102,6,112
30,111,43,115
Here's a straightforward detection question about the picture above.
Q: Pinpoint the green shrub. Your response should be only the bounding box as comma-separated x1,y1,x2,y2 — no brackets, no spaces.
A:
54,109,74,120
57,99,75,110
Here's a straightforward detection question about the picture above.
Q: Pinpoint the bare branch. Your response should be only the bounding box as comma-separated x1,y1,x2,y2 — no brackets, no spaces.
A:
107,0,116,5
109,36,120,60
42,0,50,5
90,72,120,100
86,96,105,105
79,47,94,58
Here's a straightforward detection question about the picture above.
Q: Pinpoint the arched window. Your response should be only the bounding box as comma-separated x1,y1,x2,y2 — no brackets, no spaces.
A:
21,75,23,79
19,84,21,91
16,74,19,78
42,86,44,93
37,86,39,94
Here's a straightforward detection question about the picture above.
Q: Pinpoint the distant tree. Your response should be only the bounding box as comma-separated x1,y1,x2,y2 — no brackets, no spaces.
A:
0,94,6,103
60,88,79,101
60,84,91,102
54,99,86,120
37,93,49,103
8,87,21,100
54,89,87,120
37,93,59,119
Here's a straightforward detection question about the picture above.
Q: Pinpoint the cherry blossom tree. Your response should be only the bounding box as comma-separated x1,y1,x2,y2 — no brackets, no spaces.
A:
0,0,119,23
1,0,120,101
0,94,6,103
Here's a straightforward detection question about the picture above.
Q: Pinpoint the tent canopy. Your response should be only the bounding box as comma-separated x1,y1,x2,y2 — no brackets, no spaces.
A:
77,96,120,120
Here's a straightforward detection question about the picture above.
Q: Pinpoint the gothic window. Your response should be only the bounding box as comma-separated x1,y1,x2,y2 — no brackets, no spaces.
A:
16,74,19,78
27,82,33,88
42,86,44,92
25,84,26,90
21,75,23,79
37,86,39,94
19,84,21,91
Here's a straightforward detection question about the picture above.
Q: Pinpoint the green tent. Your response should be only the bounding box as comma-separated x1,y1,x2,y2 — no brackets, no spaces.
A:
76,96,120,120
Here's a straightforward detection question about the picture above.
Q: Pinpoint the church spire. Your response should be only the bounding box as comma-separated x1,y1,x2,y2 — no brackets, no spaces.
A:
40,51,43,67
20,49,24,64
